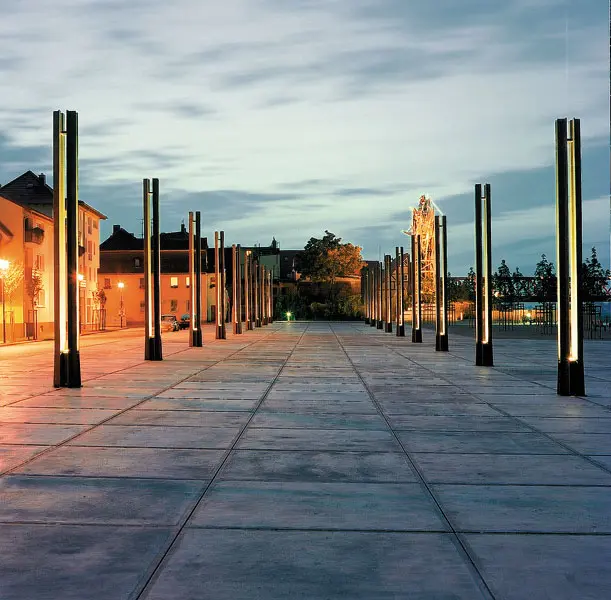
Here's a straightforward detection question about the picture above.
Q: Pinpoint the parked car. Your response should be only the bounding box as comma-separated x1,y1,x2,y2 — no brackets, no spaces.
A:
161,314,180,332
178,313,190,330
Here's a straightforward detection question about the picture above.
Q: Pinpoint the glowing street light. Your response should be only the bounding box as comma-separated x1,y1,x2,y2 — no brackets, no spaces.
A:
118,281,125,328
286,311,292,321
0,258,9,344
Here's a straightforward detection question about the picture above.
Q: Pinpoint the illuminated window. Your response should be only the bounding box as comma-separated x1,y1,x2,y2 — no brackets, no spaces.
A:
104,278,111,289
134,258,141,268
170,277,178,288
186,276,190,288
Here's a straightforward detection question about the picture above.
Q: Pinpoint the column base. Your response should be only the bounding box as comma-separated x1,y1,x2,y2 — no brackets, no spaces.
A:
396,324,405,337
145,336,163,361
475,341,493,366
189,328,203,347
385,323,393,333
54,349,82,387
412,328,422,343
435,334,448,351
216,325,226,339
558,359,586,396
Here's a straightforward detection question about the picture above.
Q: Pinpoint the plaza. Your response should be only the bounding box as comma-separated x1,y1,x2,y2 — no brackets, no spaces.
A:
1,322,610,599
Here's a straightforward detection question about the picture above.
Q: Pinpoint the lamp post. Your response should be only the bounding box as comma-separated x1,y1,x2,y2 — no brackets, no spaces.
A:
0,258,8,344
118,281,125,328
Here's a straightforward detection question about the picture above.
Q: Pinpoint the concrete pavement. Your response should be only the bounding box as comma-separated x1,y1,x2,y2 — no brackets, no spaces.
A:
0,322,610,599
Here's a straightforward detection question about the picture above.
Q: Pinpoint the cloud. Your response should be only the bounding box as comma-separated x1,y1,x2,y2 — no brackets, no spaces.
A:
0,0,607,273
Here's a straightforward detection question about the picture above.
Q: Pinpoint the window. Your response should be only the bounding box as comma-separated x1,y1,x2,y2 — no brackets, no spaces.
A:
87,240,92,261
87,217,92,234
36,289,46,308
35,255,44,271
140,301,145,312
170,277,178,288
139,278,145,289
88,267,92,280
134,258,141,268
170,299,177,312
104,278,111,289
186,300,190,312
186,276,190,288
93,221,98,229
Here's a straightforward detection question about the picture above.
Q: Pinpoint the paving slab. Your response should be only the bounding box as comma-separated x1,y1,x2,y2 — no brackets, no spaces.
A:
1,321,610,599
142,530,488,600
220,450,417,482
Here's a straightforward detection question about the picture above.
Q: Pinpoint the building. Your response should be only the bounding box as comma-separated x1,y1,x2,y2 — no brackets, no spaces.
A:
100,224,217,326
0,171,106,341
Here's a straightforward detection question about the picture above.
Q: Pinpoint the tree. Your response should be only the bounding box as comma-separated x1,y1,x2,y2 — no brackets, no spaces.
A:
512,266,527,301
300,230,342,282
465,266,476,302
493,259,514,301
26,268,44,310
581,246,610,299
325,244,365,285
533,254,556,300
3,261,24,309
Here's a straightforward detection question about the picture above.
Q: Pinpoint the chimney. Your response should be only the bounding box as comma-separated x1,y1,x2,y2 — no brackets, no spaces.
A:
181,221,186,234
38,173,46,186
113,224,121,234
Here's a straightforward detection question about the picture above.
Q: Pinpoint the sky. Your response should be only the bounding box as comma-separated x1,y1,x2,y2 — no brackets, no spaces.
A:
0,0,609,275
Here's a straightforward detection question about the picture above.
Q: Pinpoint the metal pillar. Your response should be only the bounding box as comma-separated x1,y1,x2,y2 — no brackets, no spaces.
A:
475,184,493,366
435,216,449,351
215,232,226,339
232,244,242,334
244,251,253,330
376,262,383,329
556,118,585,396
261,265,268,325
363,268,370,324
411,235,422,343
384,254,392,332
370,266,377,327
254,259,261,327
53,110,81,387
396,247,405,336
267,269,273,323
189,211,203,347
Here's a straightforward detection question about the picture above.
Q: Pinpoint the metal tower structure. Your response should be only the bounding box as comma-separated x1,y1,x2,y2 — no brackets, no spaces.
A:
402,194,442,303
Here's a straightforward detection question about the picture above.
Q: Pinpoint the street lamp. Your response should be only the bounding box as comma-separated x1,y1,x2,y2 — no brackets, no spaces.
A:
0,259,9,344
118,281,125,328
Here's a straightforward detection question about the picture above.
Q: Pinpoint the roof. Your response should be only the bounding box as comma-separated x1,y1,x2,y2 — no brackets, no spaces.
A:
100,224,209,252
0,170,107,220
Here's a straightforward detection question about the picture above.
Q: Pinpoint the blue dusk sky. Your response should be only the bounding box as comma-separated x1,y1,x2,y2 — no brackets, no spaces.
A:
0,0,608,274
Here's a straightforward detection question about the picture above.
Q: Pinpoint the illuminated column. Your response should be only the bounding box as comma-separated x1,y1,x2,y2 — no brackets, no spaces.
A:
376,261,384,329
261,265,268,325
232,244,242,334
267,269,273,323
396,247,405,337
369,266,376,327
53,110,81,387
244,251,252,330
363,268,369,324
435,216,449,351
556,118,585,396
475,184,493,366
215,232,226,339
254,259,261,327
411,235,422,343
384,254,392,333
237,244,243,332
189,212,203,347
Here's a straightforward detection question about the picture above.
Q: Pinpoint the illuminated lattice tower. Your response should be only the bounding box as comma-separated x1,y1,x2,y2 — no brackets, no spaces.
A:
403,195,439,303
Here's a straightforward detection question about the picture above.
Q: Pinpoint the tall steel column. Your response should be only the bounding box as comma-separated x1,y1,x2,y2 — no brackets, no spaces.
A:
232,244,242,334
475,184,493,366
384,254,392,333
267,269,273,323
244,251,253,330
556,118,585,396
189,211,203,347
369,266,376,327
215,232,226,339
376,262,383,330
53,110,81,387
396,247,405,337
363,268,370,324
411,235,422,343
254,259,261,327
261,265,268,325
435,216,449,351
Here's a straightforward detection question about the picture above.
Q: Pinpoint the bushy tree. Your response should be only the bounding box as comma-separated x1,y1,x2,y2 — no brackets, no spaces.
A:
581,247,610,299
534,254,556,300
300,231,342,281
493,259,514,301
26,268,44,309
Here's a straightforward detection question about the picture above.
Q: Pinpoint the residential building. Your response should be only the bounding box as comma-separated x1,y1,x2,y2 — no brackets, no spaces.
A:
0,170,106,340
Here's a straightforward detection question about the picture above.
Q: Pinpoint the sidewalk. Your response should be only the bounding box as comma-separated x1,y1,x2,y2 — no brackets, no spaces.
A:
0,322,610,599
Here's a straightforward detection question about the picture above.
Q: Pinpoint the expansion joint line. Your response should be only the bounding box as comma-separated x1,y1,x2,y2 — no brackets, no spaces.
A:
131,323,310,600
329,323,497,600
